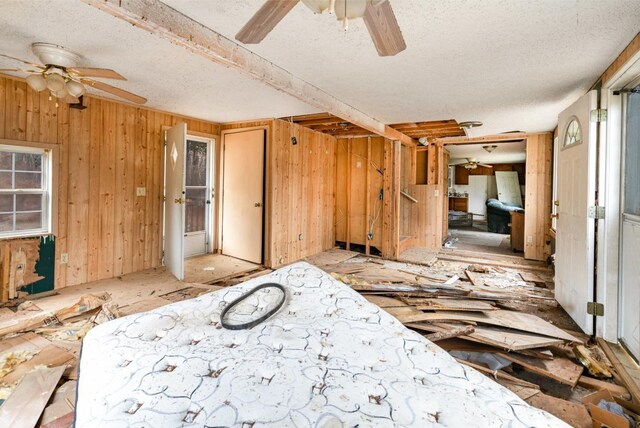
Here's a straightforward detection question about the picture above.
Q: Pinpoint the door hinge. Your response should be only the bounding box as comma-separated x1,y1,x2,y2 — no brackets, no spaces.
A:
587,302,604,317
590,109,607,123
588,205,605,219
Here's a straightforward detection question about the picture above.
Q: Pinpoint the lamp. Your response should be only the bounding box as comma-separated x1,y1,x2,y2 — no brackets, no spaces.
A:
66,80,86,97
26,74,47,92
45,73,66,92
483,145,497,153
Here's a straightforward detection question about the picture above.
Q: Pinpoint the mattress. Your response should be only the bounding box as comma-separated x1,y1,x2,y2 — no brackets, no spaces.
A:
76,262,568,427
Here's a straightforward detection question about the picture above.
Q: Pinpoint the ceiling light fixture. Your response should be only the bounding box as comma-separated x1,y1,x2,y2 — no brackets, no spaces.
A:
418,137,428,146
459,121,483,129
483,145,497,153
301,0,385,30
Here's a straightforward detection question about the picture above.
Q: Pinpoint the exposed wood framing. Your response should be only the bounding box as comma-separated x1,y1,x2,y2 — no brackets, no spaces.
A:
599,31,640,87
432,133,529,145
284,113,465,141
82,0,416,145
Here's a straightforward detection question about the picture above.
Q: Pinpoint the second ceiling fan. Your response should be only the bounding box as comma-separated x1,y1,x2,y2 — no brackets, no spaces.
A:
236,0,406,57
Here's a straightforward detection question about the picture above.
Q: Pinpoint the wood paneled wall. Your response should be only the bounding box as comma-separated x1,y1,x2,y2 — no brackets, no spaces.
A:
0,74,220,289
221,119,337,268
524,133,553,261
335,136,397,258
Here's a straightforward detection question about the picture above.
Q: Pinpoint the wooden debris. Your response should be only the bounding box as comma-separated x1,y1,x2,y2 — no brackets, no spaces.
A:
118,296,172,316
597,337,640,404
574,344,612,378
444,275,459,285
465,270,485,286
363,295,407,308
525,392,592,428
40,380,76,428
455,357,540,389
1,345,74,385
424,325,475,342
468,264,491,273
577,375,631,399
0,366,65,428
498,353,584,387
56,292,111,321
402,297,496,312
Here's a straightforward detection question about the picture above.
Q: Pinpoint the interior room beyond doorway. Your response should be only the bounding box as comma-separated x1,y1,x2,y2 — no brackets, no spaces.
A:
445,141,526,257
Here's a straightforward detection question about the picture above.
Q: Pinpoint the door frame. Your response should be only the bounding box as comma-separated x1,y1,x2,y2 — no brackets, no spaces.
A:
183,134,216,257
596,47,640,341
219,125,270,265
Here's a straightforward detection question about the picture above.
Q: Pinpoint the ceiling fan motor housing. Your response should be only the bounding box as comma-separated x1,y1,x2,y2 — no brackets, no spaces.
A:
32,42,80,68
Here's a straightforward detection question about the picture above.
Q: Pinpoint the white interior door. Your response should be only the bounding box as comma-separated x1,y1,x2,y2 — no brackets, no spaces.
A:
495,171,522,207
221,129,265,264
556,90,598,334
619,90,640,359
468,175,489,218
164,123,186,280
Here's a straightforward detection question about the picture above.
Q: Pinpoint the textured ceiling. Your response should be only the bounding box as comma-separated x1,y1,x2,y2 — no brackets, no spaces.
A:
447,141,526,164
1,0,639,135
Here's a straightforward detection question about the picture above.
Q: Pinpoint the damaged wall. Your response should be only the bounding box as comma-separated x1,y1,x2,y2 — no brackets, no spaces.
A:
0,74,221,290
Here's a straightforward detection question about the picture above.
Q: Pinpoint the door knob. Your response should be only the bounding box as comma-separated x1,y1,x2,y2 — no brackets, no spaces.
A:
174,198,185,204
254,202,262,207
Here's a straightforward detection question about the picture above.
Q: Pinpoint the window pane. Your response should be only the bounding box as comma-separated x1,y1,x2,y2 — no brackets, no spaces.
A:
0,194,13,212
0,152,11,170
15,211,42,230
0,213,13,232
15,172,41,189
185,140,208,186
14,153,42,171
624,92,640,215
16,194,43,211
0,171,12,189
185,188,206,233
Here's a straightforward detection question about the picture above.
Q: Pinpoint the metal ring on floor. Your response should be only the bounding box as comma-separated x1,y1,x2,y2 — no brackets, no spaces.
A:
220,282,287,330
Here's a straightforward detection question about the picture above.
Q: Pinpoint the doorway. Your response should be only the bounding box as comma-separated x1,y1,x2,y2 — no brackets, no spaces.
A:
183,137,213,258
445,142,526,257
619,88,640,360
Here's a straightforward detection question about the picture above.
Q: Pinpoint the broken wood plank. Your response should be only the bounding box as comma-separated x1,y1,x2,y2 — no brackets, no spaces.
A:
1,345,75,385
408,322,564,351
465,270,485,286
498,379,541,401
525,392,591,428
363,295,408,308
498,353,584,387
0,366,66,428
397,310,580,342
117,296,172,316
55,292,112,322
519,271,546,286
577,375,631,399
0,332,51,355
455,357,540,389
40,380,76,428
436,253,551,272
424,325,475,342
403,297,496,312
444,275,459,285
574,344,612,378
597,338,640,404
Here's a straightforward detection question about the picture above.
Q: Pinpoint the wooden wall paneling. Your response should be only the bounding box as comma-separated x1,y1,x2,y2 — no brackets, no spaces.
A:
365,138,371,255
132,108,147,272
0,78,5,138
391,140,402,258
369,137,385,250
443,149,450,240
85,99,102,283
350,138,368,247
67,100,91,286
25,86,40,142
6,79,27,141
97,101,116,280
346,139,352,250
524,133,553,261
381,139,393,257
54,102,69,289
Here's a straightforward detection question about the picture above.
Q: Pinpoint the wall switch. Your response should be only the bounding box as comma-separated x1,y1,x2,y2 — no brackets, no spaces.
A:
60,253,69,264
136,187,146,196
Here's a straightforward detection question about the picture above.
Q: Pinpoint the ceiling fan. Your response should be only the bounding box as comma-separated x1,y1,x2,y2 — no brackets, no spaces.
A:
236,0,406,57
450,158,494,170
0,43,147,105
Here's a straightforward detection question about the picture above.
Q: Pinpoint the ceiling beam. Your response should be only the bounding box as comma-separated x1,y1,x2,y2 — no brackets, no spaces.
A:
432,133,533,145
81,0,416,145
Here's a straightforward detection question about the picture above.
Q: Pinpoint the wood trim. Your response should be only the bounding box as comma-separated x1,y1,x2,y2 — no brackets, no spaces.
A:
599,32,640,87
81,0,416,145
432,133,530,145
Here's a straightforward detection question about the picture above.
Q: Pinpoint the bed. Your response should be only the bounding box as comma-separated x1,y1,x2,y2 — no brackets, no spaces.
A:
76,262,567,427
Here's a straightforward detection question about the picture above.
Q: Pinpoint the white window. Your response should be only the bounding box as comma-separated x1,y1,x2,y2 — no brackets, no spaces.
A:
0,145,51,238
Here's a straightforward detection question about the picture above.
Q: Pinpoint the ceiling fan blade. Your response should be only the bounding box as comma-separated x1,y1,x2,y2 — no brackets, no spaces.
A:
0,68,40,73
83,79,147,104
68,67,126,80
236,0,299,44
477,163,494,168
449,159,468,165
363,0,406,56
0,53,44,69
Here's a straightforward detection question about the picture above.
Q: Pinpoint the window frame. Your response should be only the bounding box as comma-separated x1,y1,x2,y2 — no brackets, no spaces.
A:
0,142,55,239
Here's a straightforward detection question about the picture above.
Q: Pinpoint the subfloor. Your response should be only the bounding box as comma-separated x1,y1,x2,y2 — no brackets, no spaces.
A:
446,222,518,257
0,248,637,426
183,253,260,284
